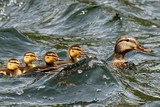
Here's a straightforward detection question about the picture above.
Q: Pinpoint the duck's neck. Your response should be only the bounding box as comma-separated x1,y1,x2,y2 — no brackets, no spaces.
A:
70,57,78,63
69,56,76,63
26,63,35,67
112,52,126,69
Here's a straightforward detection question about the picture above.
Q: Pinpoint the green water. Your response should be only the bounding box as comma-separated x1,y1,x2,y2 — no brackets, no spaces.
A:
0,0,160,106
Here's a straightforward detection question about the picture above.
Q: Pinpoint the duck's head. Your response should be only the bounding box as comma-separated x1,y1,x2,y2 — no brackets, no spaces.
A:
44,51,59,65
23,52,37,67
112,36,152,68
7,58,20,70
114,36,151,54
68,44,84,63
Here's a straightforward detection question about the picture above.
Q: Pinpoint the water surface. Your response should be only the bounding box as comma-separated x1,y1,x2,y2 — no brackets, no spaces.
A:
0,0,160,106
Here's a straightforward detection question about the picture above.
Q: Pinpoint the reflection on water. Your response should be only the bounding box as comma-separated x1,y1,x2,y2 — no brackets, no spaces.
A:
0,0,160,106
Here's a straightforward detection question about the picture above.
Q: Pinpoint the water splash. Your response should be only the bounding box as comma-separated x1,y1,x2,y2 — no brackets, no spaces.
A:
16,89,24,95
77,69,83,74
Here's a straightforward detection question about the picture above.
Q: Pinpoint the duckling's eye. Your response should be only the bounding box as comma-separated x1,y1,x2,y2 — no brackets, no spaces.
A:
29,55,36,57
72,50,74,52
10,62,19,64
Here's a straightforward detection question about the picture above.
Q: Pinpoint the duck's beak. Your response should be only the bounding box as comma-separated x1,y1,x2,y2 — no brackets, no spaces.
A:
137,45,152,52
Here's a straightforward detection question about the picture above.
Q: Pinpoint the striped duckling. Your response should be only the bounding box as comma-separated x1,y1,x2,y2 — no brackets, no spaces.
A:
67,44,85,63
21,52,37,73
25,51,63,73
0,58,22,76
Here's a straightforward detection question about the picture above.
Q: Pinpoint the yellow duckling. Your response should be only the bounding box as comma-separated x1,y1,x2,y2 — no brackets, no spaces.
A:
44,51,60,67
112,35,152,69
26,45,85,73
67,44,84,63
51,45,85,66
0,58,22,76
21,52,37,73
25,51,63,73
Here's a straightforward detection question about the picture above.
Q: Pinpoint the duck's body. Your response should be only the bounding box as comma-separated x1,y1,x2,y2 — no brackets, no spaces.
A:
112,36,152,69
0,59,22,76
21,52,37,73
0,68,7,75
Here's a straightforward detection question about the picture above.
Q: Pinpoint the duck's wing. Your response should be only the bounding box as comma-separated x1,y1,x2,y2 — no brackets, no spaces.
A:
55,55,94,79
0,67,7,75
24,64,68,74
55,61,71,65
24,65,47,74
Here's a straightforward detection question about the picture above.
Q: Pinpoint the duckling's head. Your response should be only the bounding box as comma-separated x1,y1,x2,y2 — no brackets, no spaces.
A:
23,52,37,66
68,44,84,63
44,51,58,65
114,36,151,54
7,58,20,70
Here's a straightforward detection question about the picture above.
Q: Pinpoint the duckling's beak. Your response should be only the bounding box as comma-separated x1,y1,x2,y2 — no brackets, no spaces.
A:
56,58,64,61
81,52,90,57
88,53,97,59
137,45,152,52
36,58,43,61
81,53,86,56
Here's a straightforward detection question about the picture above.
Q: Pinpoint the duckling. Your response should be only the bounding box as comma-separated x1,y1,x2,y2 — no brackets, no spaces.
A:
44,51,60,67
50,45,85,66
67,44,84,63
25,51,64,73
26,45,92,73
25,46,85,73
112,35,152,69
21,52,37,73
0,58,22,76
59,44,96,65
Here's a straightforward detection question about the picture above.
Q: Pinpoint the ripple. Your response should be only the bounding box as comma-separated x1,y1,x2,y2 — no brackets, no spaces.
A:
0,0,159,106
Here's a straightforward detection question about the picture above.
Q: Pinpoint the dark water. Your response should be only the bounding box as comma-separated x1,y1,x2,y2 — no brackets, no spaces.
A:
0,0,160,106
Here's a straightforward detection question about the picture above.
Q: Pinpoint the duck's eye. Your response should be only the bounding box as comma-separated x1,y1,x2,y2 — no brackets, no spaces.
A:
126,39,130,42
72,50,74,52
